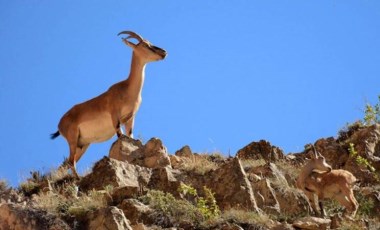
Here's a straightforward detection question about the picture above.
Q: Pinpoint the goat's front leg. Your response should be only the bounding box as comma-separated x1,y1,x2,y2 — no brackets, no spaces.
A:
318,201,326,217
115,121,124,138
124,116,135,138
112,115,125,138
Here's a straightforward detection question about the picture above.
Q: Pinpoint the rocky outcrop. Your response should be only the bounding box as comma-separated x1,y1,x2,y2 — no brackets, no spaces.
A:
79,156,152,193
309,124,380,184
85,206,132,230
236,140,285,162
3,124,380,229
248,163,310,216
208,158,260,212
109,136,171,169
293,217,331,230
117,199,154,226
251,178,280,214
147,167,181,197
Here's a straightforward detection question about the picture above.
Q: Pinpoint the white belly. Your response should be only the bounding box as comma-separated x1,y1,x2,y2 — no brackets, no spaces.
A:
78,113,115,145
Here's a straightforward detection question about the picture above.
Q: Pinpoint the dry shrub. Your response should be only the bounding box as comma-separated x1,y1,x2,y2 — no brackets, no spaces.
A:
0,180,8,192
34,185,107,219
180,154,219,175
222,209,270,227
276,160,301,184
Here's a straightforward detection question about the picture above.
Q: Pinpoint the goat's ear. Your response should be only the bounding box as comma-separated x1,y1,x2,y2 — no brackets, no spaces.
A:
310,145,319,159
122,39,136,49
310,150,318,159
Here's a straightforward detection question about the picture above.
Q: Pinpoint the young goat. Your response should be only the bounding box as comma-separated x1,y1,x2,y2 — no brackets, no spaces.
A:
296,147,359,218
51,31,167,178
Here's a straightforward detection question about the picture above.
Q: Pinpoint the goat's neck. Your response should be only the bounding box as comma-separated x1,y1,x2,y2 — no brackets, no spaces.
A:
126,52,146,98
297,162,315,188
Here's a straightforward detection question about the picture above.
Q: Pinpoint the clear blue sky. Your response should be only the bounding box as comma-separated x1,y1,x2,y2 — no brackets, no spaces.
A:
1,1,379,186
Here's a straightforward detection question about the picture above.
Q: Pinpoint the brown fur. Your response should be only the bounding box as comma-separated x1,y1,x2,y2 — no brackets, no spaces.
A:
296,149,358,217
52,31,167,178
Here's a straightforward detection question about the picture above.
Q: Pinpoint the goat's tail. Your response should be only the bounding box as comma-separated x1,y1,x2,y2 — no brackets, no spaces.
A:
50,131,60,140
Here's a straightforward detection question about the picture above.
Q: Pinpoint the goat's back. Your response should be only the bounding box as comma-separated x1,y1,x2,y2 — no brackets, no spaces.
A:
315,169,357,187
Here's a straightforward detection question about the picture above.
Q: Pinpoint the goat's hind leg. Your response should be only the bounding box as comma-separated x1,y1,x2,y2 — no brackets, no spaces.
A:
334,194,357,218
347,191,359,217
67,143,81,179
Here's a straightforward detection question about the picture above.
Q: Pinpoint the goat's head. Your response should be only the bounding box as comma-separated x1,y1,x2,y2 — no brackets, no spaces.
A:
118,31,167,62
308,146,332,173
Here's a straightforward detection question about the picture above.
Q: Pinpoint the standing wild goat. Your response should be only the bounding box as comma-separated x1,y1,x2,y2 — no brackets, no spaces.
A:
51,31,167,178
296,147,359,218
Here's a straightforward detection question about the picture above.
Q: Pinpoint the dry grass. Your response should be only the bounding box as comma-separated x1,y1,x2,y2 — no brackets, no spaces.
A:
47,166,72,182
222,209,270,227
276,160,301,184
34,187,108,218
0,179,9,192
180,154,219,175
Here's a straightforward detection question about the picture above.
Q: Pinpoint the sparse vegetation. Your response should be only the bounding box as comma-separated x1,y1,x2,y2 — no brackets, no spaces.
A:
178,183,220,220
363,95,380,126
35,186,108,219
349,143,376,172
0,179,9,192
3,110,380,229
222,209,270,227
140,190,203,226
138,184,220,228
356,192,376,217
180,153,219,175
276,160,301,185
19,180,40,196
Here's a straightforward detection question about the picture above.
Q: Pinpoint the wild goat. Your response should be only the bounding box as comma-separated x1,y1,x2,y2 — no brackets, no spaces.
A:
296,147,359,218
51,31,167,178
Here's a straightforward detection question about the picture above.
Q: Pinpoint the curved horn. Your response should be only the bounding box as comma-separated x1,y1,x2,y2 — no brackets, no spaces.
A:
311,145,322,157
117,31,143,42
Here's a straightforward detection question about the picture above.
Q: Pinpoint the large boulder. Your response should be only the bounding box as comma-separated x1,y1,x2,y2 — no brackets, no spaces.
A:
248,163,310,216
86,206,132,230
79,157,151,194
236,140,284,162
117,199,154,226
109,136,171,169
251,178,280,214
175,145,193,158
147,167,182,197
207,158,260,212
109,136,143,162
292,217,331,230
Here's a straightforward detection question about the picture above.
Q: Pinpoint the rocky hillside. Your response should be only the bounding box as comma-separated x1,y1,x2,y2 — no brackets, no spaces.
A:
1,123,380,230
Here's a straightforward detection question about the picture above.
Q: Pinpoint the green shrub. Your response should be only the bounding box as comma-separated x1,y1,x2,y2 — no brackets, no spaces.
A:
19,180,40,196
348,143,376,172
196,186,220,220
356,192,376,217
363,95,380,126
141,190,202,225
